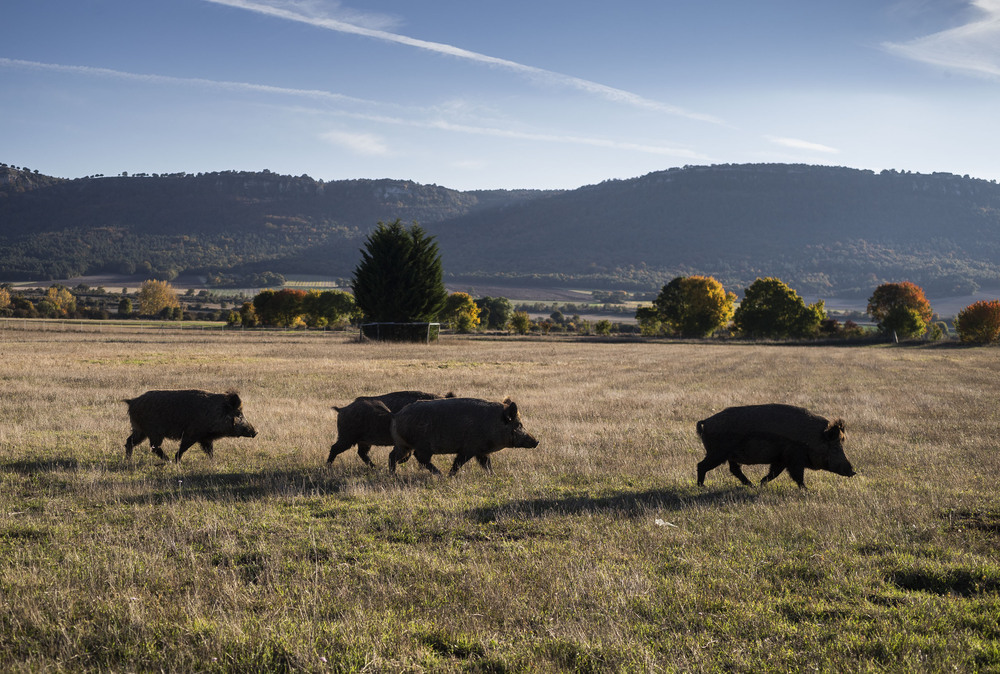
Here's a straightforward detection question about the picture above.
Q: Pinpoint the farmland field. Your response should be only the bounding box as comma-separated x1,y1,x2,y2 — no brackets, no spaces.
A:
1,324,999,672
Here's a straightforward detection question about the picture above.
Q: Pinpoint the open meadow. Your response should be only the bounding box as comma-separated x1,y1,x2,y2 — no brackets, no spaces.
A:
1,324,999,672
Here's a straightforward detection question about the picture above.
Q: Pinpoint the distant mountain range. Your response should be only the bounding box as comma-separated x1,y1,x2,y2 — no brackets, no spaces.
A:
3,162,1000,298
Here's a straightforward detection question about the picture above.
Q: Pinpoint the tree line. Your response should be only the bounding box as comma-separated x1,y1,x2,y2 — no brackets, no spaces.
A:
4,217,1000,344
634,275,1000,344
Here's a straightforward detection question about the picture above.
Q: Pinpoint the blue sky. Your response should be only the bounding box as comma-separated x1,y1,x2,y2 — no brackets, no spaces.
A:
2,0,998,190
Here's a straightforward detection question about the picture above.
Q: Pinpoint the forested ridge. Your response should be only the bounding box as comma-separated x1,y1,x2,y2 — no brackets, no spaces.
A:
3,162,1000,297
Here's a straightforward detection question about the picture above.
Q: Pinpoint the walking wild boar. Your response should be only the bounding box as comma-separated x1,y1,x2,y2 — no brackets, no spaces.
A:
327,390,455,466
696,404,855,488
389,397,539,475
124,389,258,462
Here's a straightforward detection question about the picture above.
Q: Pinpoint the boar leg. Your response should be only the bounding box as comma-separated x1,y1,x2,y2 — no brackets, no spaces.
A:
174,437,197,462
787,461,807,489
475,455,493,473
760,463,785,485
727,462,754,486
697,454,728,486
199,439,214,457
448,453,475,476
148,436,168,461
415,451,442,475
388,446,411,474
326,437,355,464
356,444,376,468
125,431,146,457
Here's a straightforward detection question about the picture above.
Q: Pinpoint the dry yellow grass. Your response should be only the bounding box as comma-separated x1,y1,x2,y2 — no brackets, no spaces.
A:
1,323,999,671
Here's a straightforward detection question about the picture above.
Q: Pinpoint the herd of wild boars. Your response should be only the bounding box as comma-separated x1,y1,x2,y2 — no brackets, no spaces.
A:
326,390,456,466
122,389,856,487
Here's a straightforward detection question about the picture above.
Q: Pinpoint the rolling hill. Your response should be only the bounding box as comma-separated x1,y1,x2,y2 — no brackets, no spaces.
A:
3,162,1000,297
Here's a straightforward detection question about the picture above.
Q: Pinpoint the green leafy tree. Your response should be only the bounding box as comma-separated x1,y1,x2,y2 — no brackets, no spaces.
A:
635,306,663,336
253,289,306,327
238,301,259,327
653,275,736,337
117,297,133,318
734,277,826,339
352,220,447,323
137,279,180,317
867,282,932,339
955,300,1000,343
510,311,532,335
595,319,613,335
475,296,514,330
302,289,359,328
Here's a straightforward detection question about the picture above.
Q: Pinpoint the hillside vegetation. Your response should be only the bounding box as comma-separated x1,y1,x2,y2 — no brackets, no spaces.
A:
4,162,1000,297
1,324,998,670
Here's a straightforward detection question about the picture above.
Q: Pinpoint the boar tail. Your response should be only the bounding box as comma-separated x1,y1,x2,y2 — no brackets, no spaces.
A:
444,392,456,398
696,420,706,437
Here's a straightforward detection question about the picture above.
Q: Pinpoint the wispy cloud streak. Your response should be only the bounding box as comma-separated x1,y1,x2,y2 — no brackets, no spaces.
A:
202,0,724,124
0,58,703,160
765,136,839,154
883,0,1000,78
0,57,376,106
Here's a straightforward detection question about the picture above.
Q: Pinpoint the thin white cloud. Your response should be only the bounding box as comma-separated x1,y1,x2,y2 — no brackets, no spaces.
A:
0,57,377,106
883,0,1000,78
1,57,703,161
766,136,840,154
320,130,389,155
201,0,724,124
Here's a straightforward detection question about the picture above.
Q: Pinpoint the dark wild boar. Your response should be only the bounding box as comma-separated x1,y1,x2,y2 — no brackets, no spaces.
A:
696,404,855,488
124,389,257,462
327,390,455,466
389,397,538,475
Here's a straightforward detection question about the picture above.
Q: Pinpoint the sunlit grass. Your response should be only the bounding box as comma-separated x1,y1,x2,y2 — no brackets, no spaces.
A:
0,325,998,670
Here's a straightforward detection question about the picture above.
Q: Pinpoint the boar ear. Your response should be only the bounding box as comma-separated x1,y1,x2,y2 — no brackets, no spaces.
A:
502,398,518,423
823,418,845,441
226,391,243,411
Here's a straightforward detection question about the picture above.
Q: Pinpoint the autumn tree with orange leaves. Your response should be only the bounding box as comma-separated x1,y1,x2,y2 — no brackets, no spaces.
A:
866,281,933,340
955,300,1000,343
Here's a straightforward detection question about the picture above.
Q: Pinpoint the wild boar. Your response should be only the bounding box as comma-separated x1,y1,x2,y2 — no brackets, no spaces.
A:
124,389,257,462
327,390,455,466
388,397,539,475
695,404,855,488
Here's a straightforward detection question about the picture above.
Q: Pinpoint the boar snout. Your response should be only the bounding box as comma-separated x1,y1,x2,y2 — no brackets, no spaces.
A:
834,461,856,477
517,431,539,449
234,418,258,438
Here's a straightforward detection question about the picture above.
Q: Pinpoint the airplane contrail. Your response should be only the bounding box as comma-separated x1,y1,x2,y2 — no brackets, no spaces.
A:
202,0,725,124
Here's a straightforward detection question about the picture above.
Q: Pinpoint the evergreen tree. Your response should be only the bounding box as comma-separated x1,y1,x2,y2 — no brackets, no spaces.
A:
352,220,447,323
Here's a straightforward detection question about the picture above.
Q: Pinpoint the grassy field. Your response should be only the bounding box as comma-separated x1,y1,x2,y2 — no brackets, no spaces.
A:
1,324,998,672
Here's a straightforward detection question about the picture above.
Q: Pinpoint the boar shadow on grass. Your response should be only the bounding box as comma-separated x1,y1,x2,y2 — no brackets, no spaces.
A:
0,457,81,474
468,486,759,523
116,467,361,505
